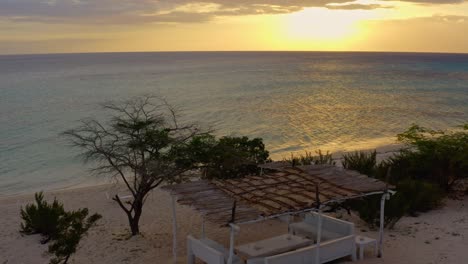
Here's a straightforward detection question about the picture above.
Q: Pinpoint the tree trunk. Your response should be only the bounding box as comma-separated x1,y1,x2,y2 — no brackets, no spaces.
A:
128,198,143,236
63,254,70,264
129,217,140,235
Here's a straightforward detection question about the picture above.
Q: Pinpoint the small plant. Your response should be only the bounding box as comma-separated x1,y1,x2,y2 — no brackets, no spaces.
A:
342,150,377,177
20,192,101,264
313,150,335,165
284,150,335,166
398,180,443,215
285,151,314,166
347,179,443,229
48,209,101,264
396,124,468,191
20,192,65,243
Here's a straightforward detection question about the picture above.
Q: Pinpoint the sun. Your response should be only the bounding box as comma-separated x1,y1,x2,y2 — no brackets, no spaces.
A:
285,8,376,41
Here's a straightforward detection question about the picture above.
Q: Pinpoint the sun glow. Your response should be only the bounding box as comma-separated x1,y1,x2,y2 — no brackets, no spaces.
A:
285,8,378,41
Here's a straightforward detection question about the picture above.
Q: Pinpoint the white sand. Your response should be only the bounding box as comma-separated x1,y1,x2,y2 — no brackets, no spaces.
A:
1,185,467,264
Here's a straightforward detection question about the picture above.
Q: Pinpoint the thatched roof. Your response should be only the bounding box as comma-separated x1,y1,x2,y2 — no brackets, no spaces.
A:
163,165,392,226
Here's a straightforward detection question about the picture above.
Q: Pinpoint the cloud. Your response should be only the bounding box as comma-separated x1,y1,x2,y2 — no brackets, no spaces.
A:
360,14,468,53
377,14,468,23
429,14,467,22
380,0,464,3
325,3,392,10
1,0,466,25
0,0,383,24
0,37,115,54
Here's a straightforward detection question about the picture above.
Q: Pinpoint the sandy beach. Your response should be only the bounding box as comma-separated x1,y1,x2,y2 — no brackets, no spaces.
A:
1,183,467,264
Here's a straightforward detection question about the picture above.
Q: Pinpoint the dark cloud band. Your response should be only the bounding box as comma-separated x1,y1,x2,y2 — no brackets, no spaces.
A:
0,0,464,24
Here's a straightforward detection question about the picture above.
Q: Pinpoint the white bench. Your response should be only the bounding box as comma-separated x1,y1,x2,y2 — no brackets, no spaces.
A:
264,244,317,264
249,236,357,264
187,235,243,264
289,212,356,263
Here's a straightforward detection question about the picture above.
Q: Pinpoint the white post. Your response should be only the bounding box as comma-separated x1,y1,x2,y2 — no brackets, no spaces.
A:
227,223,240,264
171,195,178,264
315,209,322,264
378,193,389,258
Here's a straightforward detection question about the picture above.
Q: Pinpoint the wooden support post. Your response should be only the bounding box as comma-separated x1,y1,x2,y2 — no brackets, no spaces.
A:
227,223,240,264
315,184,320,209
171,195,178,264
201,218,205,239
230,200,237,223
187,237,195,264
378,192,389,258
315,183,322,264
227,201,238,264
379,169,393,258
316,208,322,264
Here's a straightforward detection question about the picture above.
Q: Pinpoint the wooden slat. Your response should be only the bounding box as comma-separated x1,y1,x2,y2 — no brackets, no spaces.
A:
162,164,392,226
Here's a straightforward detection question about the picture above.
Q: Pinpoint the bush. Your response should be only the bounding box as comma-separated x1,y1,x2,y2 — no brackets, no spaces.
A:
399,180,443,215
49,209,101,264
284,150,335,166
20,192,101,264
339,144,445,228
186,135,270,179
20,192,65,243
396,124,468,190
313,150,336,165
342,150,377,177
349,179,443,228
346,194,405,229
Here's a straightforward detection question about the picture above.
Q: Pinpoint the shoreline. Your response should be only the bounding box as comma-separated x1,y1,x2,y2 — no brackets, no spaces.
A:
0,142,405,199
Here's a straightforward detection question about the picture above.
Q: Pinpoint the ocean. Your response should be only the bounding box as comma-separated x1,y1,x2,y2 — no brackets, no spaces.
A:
1,52,467,196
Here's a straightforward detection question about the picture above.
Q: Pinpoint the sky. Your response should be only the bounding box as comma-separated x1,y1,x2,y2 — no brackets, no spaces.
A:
1,0,468,54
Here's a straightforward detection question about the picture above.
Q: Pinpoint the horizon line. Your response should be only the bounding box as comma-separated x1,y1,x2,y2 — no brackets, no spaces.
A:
1,50,468,57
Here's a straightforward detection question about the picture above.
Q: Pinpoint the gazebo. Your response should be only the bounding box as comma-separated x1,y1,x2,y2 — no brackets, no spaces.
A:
163,164,395,264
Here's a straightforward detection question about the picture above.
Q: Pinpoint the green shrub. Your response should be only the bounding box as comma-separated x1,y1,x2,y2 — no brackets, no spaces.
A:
329,124,466,228
340,144,444,228
285,151,313,166
342,150,377,177
348,179,443,228
20,192,65,243
186,135,270,179
284,150,335,166
312,150,335,165
20,192,101,264
346,194,405,229
49,209,101,264
396,124,468,190
399,180,443,215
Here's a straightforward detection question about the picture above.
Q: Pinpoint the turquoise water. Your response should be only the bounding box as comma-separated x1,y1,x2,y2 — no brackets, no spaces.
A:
1,52,467,195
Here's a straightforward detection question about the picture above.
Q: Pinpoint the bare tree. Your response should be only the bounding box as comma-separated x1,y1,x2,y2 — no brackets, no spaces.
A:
63,96,204,235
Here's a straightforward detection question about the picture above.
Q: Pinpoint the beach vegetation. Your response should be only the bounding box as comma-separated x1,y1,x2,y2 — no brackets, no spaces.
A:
20,192,101,264
185,135,270,179
63,96,207,235
284,150,335,166
349,179,443,228
344,123,467,228
20,192,65,244
48,208,101,264
395,124,468,191
342,150,377,177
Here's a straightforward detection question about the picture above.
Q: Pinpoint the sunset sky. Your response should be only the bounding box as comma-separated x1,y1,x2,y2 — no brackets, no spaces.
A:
1,0,468,54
